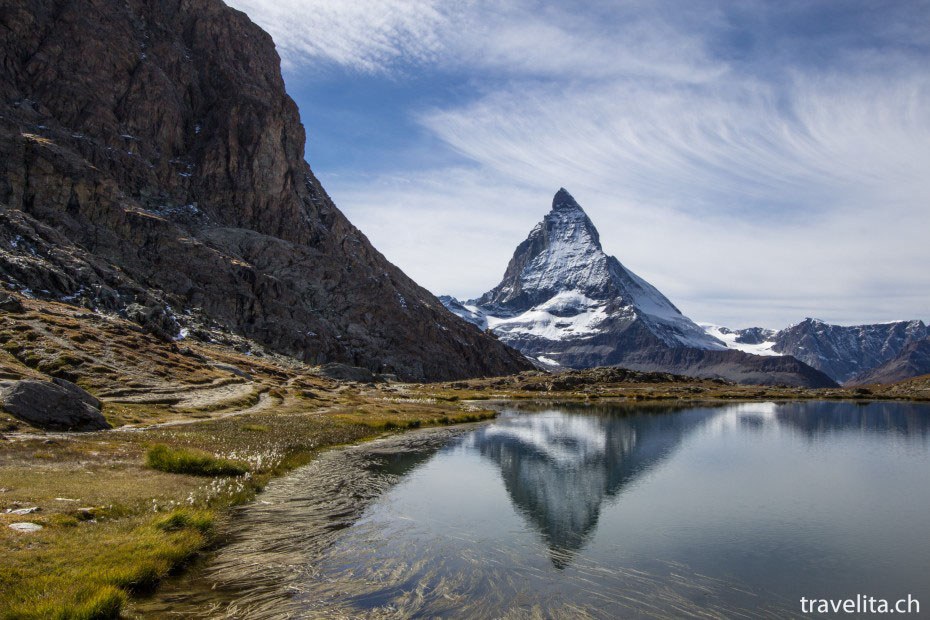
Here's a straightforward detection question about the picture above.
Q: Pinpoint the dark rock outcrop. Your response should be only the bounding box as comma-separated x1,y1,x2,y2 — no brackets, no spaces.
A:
0,292,25,313
0,379,110,431
124,303,181,342
0,0,531,381
730,327,776,345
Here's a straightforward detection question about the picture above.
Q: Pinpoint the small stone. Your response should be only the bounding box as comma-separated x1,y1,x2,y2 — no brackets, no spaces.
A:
9,522,42,532
8,506,40,515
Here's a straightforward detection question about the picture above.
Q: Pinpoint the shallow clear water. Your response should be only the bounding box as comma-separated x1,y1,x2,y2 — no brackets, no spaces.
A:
142,401,930,618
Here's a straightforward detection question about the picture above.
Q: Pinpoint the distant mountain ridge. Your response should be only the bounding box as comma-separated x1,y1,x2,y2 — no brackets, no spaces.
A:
772,319,928,383
701,319,929,384
443,189,836,388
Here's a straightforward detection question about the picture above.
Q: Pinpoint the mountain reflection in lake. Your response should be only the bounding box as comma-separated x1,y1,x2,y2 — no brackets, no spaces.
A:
142,401,930,619
464,404,714,567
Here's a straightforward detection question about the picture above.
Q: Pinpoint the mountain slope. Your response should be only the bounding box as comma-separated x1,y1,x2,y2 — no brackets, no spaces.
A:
444,189,836,388
847,339,930,385
0,0,531,381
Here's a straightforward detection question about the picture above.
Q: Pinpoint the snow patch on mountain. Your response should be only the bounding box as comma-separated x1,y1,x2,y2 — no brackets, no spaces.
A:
700,324,781,357
437,295,487,330
486,290,610,341
515,208,611,296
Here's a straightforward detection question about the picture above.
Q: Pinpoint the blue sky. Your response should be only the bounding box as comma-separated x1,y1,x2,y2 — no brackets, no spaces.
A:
227,0,930,328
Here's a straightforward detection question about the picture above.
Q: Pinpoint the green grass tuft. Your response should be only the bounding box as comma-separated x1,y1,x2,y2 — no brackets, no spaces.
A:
241,424,270,432
153,509,214,534
145,444,247,477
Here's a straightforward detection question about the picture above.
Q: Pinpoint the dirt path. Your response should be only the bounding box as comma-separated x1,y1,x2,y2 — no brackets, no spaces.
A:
113,390,281,432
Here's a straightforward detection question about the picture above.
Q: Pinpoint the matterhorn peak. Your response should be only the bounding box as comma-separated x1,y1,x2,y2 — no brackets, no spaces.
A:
552,187,583,212
542,188,601,250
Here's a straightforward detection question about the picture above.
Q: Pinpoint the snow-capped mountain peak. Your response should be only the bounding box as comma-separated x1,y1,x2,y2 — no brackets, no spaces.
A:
444,188,725,368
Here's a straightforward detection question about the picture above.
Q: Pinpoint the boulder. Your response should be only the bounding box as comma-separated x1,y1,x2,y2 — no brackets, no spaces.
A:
52,377,102,410
124,303,180,342
7,506,40,515
0,380,110,431
318,363,380,384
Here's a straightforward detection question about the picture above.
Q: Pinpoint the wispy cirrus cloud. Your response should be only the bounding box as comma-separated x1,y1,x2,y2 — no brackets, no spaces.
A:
228,0,930,328
226,0,449,72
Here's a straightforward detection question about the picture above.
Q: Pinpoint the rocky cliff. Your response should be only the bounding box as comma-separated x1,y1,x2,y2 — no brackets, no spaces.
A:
0,0,531,381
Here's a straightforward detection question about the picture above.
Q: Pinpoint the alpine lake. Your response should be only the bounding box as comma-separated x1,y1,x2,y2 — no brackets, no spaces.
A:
140,400,930,618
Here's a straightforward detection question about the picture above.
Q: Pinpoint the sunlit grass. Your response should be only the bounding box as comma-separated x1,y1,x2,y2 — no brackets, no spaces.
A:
0,511,211,619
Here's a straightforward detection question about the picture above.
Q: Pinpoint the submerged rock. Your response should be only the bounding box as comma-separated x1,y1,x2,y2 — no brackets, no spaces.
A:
0,380,110,431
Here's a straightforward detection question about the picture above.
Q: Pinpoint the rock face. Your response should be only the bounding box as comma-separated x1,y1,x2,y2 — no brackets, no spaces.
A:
0,379,110,431
0,0,531,381
444,189,836,388
848,338,930,385
613,347,837,388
